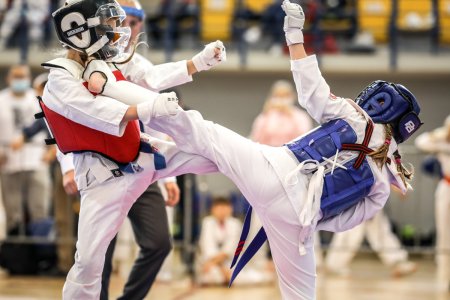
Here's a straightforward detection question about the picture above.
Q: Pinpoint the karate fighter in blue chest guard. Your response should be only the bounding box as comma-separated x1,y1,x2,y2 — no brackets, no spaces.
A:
83,1,423,299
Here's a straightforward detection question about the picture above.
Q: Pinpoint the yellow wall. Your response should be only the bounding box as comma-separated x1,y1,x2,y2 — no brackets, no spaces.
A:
200,0,235,41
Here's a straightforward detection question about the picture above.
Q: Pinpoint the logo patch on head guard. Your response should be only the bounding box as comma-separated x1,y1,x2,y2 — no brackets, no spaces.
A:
396,112,422,143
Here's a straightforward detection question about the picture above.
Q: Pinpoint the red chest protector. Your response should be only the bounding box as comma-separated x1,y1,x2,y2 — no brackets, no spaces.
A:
37,70,141,164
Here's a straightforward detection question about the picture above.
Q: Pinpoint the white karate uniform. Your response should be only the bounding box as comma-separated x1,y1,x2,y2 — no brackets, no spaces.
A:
43,55,219,300
325,210,409,273
102,55,407,300
415,126,450,285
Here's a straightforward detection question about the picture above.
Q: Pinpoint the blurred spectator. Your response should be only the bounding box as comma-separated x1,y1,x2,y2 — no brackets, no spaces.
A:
197,197,241,285
6,73,71,276
415,116,450,290
145,0,165,46
325,210,417,277
0,0,50,61
25,73,76,275
165,0,199,40
10,73,51,152
0,65,50,235
197,197,273,285
250,80,313,146
147,0,199,51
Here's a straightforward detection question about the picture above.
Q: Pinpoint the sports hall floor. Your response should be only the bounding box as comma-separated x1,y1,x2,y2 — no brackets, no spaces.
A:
0,257,448,300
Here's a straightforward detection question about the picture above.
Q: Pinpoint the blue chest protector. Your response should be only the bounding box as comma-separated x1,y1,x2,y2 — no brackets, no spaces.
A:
286,118,375,220
229,118,377,286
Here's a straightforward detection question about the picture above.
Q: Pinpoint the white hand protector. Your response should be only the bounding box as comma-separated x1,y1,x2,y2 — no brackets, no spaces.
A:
137,92,180,125
192,40,226,72
281,0,305,45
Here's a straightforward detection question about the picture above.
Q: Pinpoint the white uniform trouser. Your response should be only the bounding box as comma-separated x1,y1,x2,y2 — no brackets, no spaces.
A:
435,180,450,284
325,210,408,270
62,138,218,300
149,111,317,300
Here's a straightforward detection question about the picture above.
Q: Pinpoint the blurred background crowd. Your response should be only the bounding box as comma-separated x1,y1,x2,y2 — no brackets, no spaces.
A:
0,0,449,299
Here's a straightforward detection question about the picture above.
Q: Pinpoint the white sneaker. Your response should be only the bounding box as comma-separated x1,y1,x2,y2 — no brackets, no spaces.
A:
391,261,417,277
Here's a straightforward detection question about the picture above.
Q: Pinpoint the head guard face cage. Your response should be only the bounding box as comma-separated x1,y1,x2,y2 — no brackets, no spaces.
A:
355,80,423,143
52,0,131,61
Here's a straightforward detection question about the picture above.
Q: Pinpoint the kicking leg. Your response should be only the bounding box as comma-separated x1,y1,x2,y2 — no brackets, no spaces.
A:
150,111,317,299
148,110,287,209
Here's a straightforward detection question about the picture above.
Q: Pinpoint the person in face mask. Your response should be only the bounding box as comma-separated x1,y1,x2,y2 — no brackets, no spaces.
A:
0,65,51,239
9,67,31,96
251,80,313,147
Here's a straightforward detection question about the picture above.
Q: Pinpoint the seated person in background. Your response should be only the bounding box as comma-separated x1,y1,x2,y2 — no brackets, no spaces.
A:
197,197,273,285
197,197,241,285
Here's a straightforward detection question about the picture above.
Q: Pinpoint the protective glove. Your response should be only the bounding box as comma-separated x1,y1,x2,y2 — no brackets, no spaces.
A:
192,40,226,72
281,0,306,46
137,92,180,125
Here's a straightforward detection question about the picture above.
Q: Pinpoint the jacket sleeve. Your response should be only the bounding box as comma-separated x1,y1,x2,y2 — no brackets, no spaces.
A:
290,55,359,125
56,150,75,175
119,54,193,92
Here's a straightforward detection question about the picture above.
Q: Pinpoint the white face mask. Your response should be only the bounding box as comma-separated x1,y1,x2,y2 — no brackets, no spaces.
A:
10,79,31,93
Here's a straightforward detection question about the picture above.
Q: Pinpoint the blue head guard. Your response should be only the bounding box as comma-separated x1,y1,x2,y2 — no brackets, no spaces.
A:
355,80,423,143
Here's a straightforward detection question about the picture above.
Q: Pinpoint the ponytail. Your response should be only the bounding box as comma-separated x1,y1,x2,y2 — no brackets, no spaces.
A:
369,124,392,168
368,124,414,188
393,150,414,187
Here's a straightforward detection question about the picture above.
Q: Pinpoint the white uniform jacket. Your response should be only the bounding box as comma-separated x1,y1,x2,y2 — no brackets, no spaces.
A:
43,54,192,189
261,55,409,233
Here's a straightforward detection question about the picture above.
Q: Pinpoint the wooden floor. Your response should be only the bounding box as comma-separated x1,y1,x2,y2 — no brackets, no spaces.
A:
0,257,448,300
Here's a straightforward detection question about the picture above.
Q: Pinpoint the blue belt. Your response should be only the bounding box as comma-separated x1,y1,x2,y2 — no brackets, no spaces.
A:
229,206,267,286
118,141,167,174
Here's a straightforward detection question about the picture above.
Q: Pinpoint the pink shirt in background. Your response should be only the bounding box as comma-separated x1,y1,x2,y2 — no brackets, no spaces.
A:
250,106,313,146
